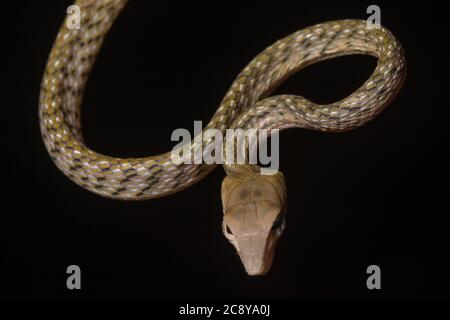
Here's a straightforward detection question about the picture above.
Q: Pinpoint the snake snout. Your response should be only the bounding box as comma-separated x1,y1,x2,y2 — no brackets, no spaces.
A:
240,252,268,276
236,234,274,276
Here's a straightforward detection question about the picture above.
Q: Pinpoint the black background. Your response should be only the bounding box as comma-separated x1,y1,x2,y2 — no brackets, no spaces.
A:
1,1,449,300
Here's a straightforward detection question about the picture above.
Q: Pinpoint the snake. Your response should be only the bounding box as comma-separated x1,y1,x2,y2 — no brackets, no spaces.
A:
39,0,406,276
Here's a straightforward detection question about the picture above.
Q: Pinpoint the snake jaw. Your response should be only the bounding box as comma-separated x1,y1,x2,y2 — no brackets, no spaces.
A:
221,172,287,276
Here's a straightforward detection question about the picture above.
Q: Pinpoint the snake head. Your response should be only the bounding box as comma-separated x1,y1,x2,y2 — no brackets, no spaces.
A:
221,171,287,276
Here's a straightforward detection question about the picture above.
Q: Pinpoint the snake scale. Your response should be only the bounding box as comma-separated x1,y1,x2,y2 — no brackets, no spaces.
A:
39,0,406,275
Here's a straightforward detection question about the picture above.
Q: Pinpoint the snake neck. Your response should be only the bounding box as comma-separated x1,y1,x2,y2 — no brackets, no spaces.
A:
224,164,260,177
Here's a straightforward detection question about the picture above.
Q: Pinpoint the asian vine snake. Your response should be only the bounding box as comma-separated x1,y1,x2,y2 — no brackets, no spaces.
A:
40,0,406,275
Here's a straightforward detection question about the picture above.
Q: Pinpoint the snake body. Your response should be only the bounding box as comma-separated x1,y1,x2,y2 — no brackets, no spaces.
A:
40,0,406,275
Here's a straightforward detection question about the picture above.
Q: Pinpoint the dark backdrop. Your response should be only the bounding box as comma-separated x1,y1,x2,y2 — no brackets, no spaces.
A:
2,1,449,299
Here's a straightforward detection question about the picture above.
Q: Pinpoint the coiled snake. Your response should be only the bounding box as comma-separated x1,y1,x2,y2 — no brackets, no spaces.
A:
39,0,406,275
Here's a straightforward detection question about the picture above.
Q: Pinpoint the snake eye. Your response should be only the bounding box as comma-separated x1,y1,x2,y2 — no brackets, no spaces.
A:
271,216,283,231
223,222,236,241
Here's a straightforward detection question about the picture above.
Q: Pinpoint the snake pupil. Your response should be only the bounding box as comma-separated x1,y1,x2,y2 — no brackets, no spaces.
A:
271,217,283,231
